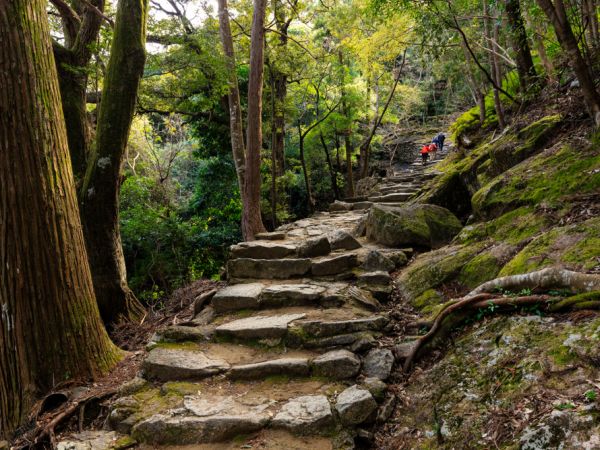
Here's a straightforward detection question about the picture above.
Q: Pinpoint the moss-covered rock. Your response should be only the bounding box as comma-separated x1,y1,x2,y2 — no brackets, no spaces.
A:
499,217,600,276
396,243,486,305
366,204,463,249
472,145,600,219
458,247,504,289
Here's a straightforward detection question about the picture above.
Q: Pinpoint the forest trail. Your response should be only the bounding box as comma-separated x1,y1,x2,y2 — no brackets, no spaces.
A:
96,147,450,449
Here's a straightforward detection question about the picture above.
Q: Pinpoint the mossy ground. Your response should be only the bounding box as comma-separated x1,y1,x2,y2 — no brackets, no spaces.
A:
379,315,600,449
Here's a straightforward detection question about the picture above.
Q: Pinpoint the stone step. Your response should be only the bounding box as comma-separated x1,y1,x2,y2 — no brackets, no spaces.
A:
342,196,369,203
367,192,413,203
118,376,380,446
230,241,297,259
254,231,287,240
227,258,312,279
215,313,307,340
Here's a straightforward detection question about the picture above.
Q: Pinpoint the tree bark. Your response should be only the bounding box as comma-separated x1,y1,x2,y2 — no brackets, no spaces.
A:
242,0,268,239
484,2,506,129
460,40,487,124
320,132,341,200
0,0,119,437
536,0,600,125
504,0,537,93
218,0,246,190
298,123,315,212
52,0,105,184
525,10,556,82
358,53,405,179
80,0,148,324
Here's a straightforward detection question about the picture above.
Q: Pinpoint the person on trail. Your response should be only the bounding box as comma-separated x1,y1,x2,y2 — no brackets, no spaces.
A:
420,144,430,165
432,132,445,153
428,142,438,161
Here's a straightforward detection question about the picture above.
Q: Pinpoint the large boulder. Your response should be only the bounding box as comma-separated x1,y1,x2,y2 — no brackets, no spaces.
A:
366,204,462,249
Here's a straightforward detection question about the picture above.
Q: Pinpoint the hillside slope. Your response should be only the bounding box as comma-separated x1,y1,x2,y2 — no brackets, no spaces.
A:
376,90,600,449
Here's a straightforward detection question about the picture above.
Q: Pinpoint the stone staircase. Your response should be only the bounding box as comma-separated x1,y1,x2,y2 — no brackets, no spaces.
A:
105,155,444,449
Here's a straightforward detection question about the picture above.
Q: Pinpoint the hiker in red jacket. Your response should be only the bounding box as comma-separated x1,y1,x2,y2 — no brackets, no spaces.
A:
429,142,438,161
420,144,430,165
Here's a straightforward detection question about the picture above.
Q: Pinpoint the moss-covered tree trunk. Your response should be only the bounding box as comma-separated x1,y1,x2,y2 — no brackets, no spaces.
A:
218,0,246,191
536,0,600,126
504,0,537,93
80,0,148,324
242,0,268,239
0,0,119,438
52,0,105,184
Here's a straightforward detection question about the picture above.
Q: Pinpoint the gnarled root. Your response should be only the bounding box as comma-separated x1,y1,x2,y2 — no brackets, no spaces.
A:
402,269,600,373
468,267,600,297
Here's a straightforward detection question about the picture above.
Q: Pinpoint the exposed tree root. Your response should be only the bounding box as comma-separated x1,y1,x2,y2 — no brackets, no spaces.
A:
468,268,600,296
402,269,600,372
24,389,117,448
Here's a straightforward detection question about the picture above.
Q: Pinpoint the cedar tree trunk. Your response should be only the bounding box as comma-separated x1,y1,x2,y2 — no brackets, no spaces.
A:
0,0,119,438
80,0,148,324
218,0,246,190
242,0,268,239
505,0,537,92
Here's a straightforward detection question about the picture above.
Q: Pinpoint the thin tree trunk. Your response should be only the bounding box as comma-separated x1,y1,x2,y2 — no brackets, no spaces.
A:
320,132,341,199
0,0,119,437
80,0,148,324
269,70,277,228
338,51,355,197
272,71,287,175
484,2,506,129
243,0,268,239
493,23,507,127
298,123,315,212
218,0,246,190
536,0,600,125
359,53,405,179
460,40,487,123
504,0,537,92
525,10,556,82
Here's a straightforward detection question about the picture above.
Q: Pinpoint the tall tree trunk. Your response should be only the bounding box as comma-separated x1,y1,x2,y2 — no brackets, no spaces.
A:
243,0,268,239
218,0,246,190
272,71,287,175
52,0,105,184
338,51,355,197
536,0,600,125
460,40,487,123
358,55,405,179
80,0,148,324
320,132,341,199
505,0,537,93
269,69,278,228
584,0,599,48
493,23,507,127
0,0,119,437
525,10,556,82
484,2,506,129
298,123,315,212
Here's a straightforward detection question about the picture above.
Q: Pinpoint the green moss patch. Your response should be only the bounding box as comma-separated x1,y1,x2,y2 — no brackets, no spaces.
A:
499,217,600,276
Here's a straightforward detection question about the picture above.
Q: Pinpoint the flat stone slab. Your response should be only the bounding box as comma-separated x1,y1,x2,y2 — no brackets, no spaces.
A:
215,313,306,339
362,348,394,380
254,231,287,240
335,385,377,426
212,283,264,313
132,396,271,445
229,357,309,379
368,192,412,203
227,258,311,279
311,254,358,277
260,284,326,307
143,348,230,381
311,349,361,379
230,241,296,259
272,395,333,434
295,316,388,338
